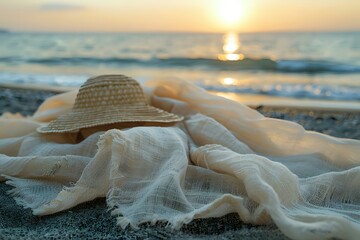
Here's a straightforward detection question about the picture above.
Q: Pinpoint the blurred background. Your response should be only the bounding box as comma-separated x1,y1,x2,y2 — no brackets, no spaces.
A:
0,0,360,101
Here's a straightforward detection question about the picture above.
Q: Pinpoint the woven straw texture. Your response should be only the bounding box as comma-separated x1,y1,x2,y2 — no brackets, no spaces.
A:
37,75,183,133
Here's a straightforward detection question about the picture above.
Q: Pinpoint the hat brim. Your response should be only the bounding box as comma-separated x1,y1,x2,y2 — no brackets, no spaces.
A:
37,105,183,133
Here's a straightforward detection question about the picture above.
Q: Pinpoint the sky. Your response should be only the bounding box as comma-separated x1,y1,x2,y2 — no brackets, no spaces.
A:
0,0,359,33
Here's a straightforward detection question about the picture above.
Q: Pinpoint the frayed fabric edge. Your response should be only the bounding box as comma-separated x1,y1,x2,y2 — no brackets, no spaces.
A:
110,205,196,231
3,175,62,211
113,214,195,231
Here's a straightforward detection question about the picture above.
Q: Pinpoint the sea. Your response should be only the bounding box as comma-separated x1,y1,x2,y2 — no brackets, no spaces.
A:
0,31,360,101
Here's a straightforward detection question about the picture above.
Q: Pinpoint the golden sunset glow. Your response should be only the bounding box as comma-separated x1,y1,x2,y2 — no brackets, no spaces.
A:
0,1,359,32
217,0,244,26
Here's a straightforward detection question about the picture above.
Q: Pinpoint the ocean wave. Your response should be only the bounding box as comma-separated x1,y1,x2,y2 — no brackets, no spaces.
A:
0,72,359,101
276,60,360,73
1,56,360,74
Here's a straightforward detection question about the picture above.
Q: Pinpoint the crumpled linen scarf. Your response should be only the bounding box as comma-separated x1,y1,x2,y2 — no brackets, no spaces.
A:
1,78,360,240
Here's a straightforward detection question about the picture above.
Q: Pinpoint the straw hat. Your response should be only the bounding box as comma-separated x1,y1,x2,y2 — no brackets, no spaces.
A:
37,75,183,133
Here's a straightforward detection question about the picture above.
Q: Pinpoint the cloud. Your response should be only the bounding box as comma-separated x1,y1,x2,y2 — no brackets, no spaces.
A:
39,3,85,11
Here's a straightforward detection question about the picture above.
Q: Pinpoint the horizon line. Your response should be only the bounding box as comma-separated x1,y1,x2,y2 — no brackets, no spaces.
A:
1,28,360,35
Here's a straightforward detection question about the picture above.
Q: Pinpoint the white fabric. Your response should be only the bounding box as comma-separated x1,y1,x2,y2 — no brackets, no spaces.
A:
1,78,360,240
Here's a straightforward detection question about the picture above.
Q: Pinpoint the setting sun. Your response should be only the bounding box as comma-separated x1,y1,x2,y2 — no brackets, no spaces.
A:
217,0,244,26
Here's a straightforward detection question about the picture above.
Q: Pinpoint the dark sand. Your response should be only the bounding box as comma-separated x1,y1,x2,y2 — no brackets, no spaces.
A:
1,87,359,239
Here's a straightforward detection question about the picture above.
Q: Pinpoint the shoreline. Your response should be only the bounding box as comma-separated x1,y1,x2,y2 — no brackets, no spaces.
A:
1,86,359,239
214,91,360,112
2,86,359,139
0,83,76,93
2,82,360,112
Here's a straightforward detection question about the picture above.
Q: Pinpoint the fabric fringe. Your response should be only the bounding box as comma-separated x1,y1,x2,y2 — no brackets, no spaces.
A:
4,175,63,211
111,206,196,231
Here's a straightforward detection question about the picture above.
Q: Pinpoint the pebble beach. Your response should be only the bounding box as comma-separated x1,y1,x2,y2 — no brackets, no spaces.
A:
1,87,359,239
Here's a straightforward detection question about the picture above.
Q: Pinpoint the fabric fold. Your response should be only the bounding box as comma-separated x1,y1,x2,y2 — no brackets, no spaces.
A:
1,78,360,240
149,78,360,166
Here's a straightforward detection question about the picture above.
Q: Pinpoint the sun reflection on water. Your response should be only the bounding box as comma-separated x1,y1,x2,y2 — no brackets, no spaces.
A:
222,77,236,85
218,32,244,61
223,33,239,52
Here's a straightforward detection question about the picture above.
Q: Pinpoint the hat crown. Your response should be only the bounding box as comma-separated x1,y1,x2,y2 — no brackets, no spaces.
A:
37,74,183,133
73,75,147,109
